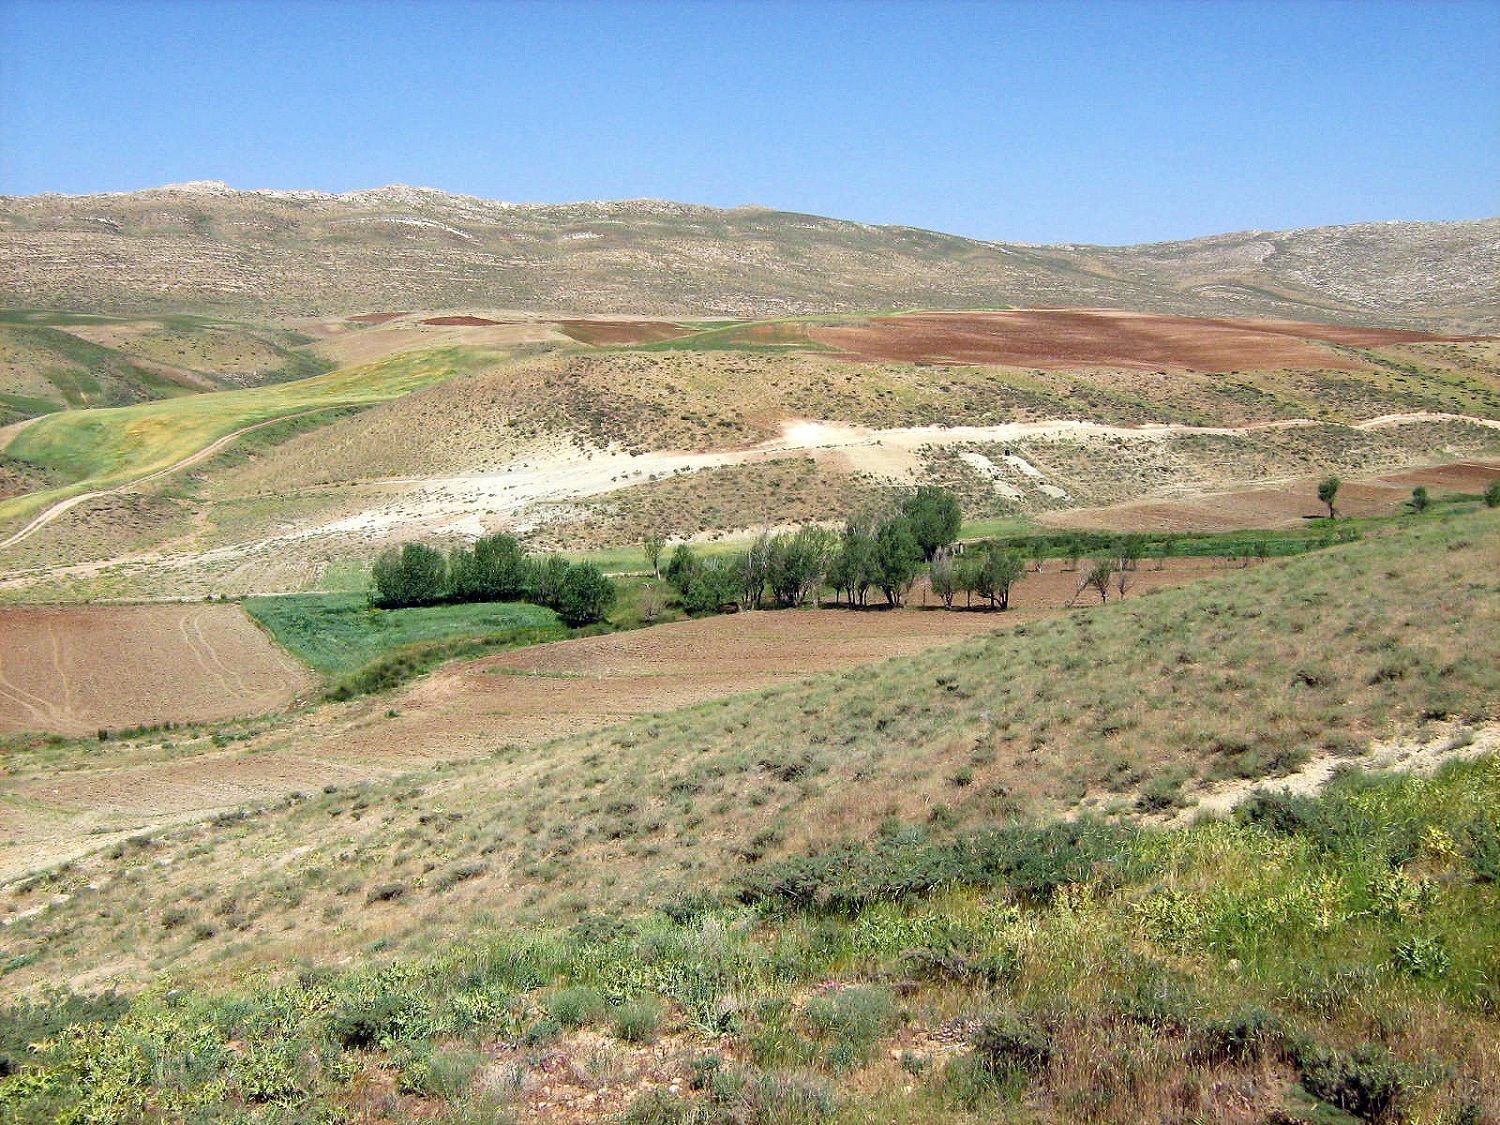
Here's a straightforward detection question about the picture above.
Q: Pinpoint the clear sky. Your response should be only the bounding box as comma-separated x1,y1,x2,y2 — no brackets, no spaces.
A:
1,0,1496,244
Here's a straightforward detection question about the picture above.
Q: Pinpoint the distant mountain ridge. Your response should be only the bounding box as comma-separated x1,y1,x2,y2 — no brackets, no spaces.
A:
2,183,1495,331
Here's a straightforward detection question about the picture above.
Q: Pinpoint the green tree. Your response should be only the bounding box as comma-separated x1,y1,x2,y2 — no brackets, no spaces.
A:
664,543,701,592
682,557,741,615
533,553,572,609
970,544,1026,610
1409,486,1431,514
370,543,447,608
874,518,922,607
1486,481,1500,508
554,563,616,626
1318,475,1341,519
900,486,963,560
449,533,533,602
829,520,879,607
643,535,665,577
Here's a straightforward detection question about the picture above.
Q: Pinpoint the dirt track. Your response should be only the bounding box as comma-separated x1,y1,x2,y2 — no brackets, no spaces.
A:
811,309,1460,370
0,603,312,735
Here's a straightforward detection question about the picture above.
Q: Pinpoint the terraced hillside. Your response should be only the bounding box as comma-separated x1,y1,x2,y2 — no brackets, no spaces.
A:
3,182,1496,330
1,511,1496,1123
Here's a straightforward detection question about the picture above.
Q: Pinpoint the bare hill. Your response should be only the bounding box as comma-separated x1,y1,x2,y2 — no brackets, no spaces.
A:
2,181,1496,330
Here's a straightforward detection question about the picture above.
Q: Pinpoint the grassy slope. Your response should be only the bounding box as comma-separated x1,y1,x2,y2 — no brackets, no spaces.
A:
243,593,565,676
2,518,1499,1118
0,345,505,530
3,511,1496,990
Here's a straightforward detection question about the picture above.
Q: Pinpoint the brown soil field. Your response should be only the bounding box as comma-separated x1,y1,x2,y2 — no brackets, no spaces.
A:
419,314,502,326
1043,461,1500,532
0,603,313,735
810,309,1462,370
0,583,1204,879
346,311,409,324
555,319,694,346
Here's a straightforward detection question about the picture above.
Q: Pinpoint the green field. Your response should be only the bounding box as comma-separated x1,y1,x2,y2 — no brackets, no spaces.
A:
243,593,565,677
0,345,505,530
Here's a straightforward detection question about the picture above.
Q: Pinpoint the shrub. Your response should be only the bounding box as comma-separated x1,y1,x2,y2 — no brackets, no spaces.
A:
804,986,897,1066
1292,1040,1419,1122
614,996,665,1043
365,882,406,904
546,986,607,1029
972,1013,1052,1076
1197,1005,1284,1063
327,992,413,1050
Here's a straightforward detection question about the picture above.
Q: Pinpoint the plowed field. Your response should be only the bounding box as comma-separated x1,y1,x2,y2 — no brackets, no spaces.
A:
810,309,1458,370
0,603,313,735
556,319,694,345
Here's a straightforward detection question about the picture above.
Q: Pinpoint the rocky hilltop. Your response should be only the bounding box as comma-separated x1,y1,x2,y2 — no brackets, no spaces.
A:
1,182,1495,330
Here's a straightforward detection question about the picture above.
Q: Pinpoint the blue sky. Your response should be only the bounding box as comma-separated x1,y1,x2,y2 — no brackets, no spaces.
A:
1,0,1496,244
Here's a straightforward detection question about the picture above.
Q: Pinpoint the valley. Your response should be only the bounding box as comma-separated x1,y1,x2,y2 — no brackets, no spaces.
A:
0,189,1498,1124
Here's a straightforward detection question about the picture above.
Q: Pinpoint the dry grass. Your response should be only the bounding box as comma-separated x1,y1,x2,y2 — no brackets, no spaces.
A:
3,511,1495,998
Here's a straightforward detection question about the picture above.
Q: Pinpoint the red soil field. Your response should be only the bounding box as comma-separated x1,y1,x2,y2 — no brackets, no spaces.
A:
419,315,503,326
1043,461,1500,533
809,309,1460,371
0,604,313,735
346,312,409,324
556,320,695,346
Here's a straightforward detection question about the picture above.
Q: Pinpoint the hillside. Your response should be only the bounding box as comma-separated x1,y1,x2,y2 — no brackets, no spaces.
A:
4,510,1495,988
1,317,1497,600
3,182,1496,331
2,512,1497,1122
0,310,334,424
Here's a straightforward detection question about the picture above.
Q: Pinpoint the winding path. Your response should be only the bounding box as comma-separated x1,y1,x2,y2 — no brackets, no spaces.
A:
0,409,326,554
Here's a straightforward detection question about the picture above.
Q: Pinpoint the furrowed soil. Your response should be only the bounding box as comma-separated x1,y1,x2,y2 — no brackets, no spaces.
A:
0,603,312,735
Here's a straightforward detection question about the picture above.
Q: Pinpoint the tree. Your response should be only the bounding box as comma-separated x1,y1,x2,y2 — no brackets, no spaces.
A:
664,543,701,592
1486,481,1500,509
1318,475,1341,519
873,518,923,607
449,533,532,602
970,545,1025,610
643,535,665,578
554,562,616,626
533,553,572,609
682,557,741,615
741,533,772,610
766,526,833,608
1155,536,1176,570
1409,486,1431,514
930,547,958,608
638,582,665,622
900,486,963,560
371,542,447,608
1070,558,1114,606
829,520,879,607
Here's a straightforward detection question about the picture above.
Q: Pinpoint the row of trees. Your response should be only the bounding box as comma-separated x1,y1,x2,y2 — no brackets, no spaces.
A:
659,487,989,613
371,535,615,626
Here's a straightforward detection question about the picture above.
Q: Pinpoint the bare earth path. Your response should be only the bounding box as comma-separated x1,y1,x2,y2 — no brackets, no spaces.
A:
6,411,1498,591
0,409,328,553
